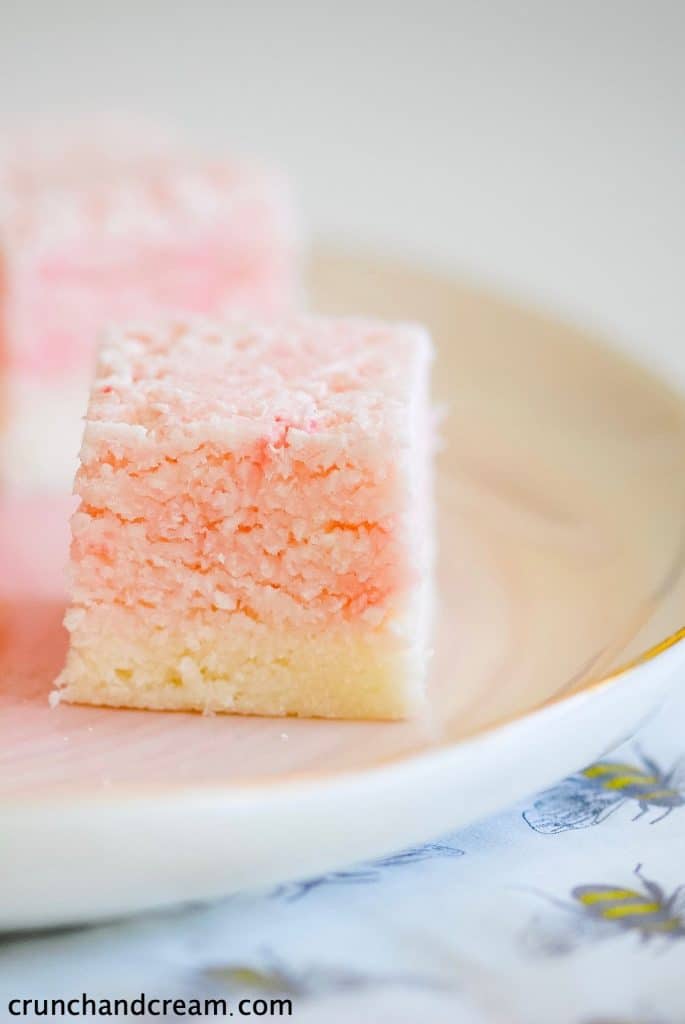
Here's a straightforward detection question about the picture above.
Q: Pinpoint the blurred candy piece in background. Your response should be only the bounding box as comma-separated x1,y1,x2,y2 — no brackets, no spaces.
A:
0,115,300,492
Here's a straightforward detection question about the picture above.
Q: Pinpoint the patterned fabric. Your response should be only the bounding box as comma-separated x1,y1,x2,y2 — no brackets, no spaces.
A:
2,686,685,1023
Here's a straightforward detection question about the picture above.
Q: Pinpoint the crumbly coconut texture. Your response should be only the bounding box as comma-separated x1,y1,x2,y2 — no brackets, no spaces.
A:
55,316,434,720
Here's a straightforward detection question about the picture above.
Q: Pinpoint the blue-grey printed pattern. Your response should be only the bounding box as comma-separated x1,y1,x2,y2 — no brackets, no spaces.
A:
523,748,685,834
273,839,464,900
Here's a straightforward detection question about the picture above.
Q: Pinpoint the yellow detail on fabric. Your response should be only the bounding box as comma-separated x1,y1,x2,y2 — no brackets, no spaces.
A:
601,902,661,919
578,889,635,905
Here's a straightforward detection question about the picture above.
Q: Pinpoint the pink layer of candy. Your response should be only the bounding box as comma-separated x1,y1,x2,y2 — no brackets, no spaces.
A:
69,317,432,629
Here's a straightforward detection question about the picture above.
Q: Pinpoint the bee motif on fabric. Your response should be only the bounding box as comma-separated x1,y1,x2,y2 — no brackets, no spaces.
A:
523,748,685,834
202,952,459,1000
573,864,685,943
525,864,685,956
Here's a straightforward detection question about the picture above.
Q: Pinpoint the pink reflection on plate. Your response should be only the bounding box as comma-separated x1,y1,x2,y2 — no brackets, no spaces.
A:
0,492,74,600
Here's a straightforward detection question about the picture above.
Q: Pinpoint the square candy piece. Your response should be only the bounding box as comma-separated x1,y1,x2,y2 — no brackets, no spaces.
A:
55,317,434,720
0,124,298,490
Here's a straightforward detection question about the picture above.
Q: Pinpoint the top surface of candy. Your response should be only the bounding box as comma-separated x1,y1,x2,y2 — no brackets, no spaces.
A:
84,317,431,451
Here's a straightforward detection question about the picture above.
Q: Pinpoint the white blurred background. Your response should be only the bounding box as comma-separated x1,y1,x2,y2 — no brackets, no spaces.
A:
2,0,683,378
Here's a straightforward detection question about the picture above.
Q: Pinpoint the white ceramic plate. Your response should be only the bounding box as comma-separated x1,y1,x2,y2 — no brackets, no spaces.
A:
2,247,685,930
